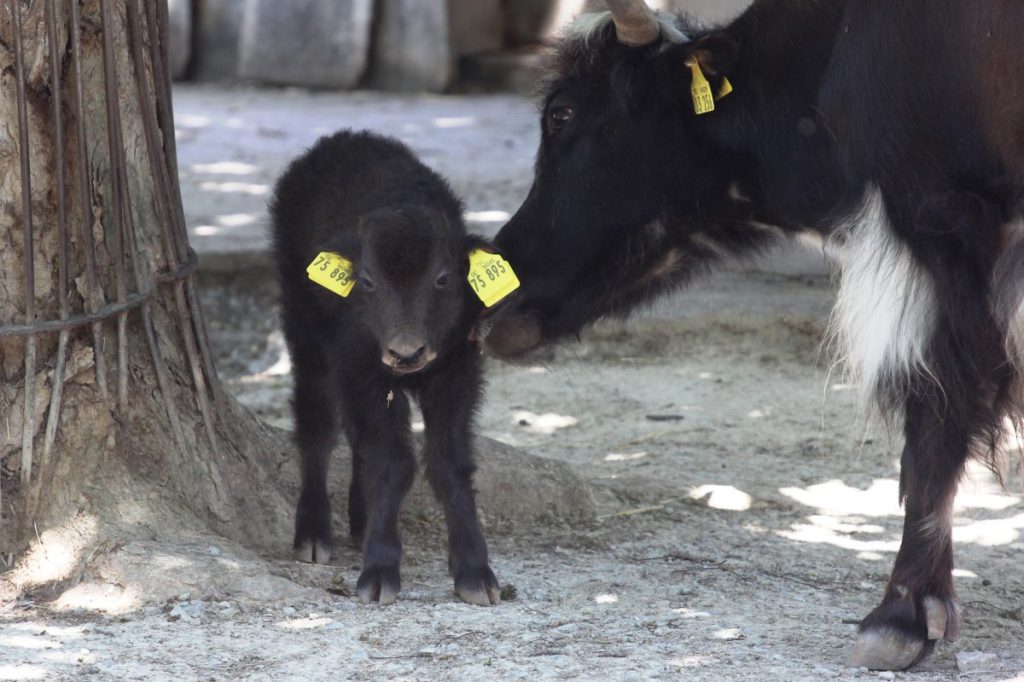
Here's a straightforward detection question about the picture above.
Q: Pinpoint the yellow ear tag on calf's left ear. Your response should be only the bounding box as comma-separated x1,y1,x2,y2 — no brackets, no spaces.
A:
687,60,716,115
467,249,520,308
307,251,356,297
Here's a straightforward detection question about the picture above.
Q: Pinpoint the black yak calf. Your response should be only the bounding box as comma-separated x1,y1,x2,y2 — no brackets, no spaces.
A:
270,130,517,606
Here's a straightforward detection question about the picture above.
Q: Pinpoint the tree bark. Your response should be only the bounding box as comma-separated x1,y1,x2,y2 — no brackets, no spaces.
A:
0,0,298,583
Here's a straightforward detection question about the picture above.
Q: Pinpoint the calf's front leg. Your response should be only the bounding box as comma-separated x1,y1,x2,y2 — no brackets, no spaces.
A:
421,363,500,606
348,390,416,605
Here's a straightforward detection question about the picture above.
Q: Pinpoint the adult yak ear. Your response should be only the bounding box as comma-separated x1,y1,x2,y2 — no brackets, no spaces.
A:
652,31,740,114
687,32,741,76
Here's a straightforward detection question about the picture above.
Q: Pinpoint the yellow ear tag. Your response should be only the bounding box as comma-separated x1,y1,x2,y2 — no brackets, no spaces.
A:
467,249,520,308
307,251,356,297
687,59,715,115
716,76,733,100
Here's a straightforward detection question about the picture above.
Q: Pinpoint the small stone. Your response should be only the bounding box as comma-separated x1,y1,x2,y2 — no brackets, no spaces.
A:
178,592,191,601
351,650,369,663
282,606,296,616
956,651,999,673
208,546,222,556
877,672,895,680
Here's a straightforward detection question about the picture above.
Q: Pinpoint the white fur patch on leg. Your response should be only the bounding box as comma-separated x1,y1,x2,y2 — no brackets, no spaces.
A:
996,218,1024,370
827,187,938,407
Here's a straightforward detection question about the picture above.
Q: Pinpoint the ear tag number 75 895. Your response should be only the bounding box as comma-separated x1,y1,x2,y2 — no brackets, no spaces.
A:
467,249,520,308
307,251,356,297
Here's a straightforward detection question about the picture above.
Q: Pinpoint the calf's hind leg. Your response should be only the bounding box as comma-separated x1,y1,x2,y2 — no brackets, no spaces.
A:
291,340,341,565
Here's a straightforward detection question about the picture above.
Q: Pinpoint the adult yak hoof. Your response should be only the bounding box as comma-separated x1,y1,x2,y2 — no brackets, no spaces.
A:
848,592,960,670
454,565,501,606
357,565,401,605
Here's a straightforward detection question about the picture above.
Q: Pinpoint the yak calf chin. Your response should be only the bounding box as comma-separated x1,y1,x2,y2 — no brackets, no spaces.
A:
270,130,500,606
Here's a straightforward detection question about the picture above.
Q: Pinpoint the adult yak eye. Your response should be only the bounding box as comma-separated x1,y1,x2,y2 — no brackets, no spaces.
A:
548,106,574,131
435,272,450,289
358,274,376,291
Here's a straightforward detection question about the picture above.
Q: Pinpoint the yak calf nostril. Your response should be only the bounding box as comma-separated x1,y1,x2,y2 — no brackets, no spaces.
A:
388,345,426,364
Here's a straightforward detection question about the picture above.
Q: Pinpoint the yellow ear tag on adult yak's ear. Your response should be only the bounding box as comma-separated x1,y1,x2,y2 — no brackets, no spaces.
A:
307,251,356,297
467,249,520,308
716,76,733,100
687,59,716,115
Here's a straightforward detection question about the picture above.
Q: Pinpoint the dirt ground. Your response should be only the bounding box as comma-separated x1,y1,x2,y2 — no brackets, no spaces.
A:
3,269,1022,681
2,85,1023,680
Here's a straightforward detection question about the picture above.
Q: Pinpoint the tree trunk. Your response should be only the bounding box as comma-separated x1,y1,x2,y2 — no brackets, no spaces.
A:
0,0,299,591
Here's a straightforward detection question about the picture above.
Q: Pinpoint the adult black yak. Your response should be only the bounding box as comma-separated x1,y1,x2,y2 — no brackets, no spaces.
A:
485,0,1024,670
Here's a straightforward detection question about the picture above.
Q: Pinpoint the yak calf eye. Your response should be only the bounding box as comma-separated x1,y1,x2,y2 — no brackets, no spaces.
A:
435,273,450,289
358,274,376,291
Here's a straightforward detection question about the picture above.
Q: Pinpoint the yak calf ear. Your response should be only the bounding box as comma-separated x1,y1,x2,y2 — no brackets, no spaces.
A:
688,32,740,76
316,231,361,263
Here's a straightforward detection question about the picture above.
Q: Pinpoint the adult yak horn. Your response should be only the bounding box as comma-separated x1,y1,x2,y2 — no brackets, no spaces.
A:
605,0,660,46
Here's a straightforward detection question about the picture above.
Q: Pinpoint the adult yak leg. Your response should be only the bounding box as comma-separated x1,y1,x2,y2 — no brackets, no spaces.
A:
846,190,1009,669
848,385,969,669
420,356,500,606
349,387,417,605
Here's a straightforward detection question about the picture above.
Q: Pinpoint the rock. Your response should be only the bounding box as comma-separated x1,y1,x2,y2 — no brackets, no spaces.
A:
671,0,753,23
956,651,999,673
166,0,191,80
368,0,452,92
460,437,597,523
503,0,590,47
448,0,504,57
192,0,245,81
239,0,373,89
169,601,205,621
459,50,546,95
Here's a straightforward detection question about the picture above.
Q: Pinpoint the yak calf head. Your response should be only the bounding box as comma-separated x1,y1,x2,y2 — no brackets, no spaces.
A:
327,206,484,375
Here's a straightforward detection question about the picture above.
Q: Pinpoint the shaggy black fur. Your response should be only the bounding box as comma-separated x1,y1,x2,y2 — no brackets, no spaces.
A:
270,130,500,606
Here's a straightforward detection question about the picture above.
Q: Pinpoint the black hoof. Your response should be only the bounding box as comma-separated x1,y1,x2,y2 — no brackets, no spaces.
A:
357,565,402,605
848,592,960,670
454,564,501,606
293,490,333,565
293,538,333,565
